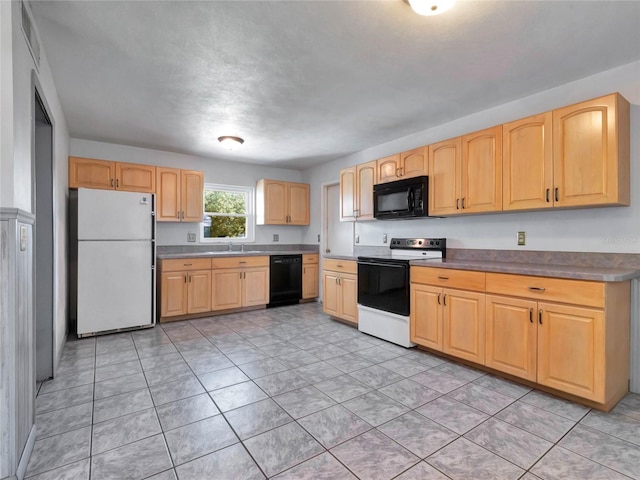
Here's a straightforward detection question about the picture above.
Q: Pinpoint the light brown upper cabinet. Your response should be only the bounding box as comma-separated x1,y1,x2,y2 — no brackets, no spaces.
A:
428,126,502,216
503,112,553,211
69,157,155,193
156,167,204,222
339,160,377,221
553,93,630,208
377,147,428,184
256,180,310,225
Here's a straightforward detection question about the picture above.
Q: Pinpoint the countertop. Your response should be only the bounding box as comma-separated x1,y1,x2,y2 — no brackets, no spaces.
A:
323,254,639,282
408,258,639,282
157,250,316,260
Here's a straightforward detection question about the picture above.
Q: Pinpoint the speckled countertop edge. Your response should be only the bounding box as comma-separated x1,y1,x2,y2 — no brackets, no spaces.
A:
409,259,640,282
158,250,317,260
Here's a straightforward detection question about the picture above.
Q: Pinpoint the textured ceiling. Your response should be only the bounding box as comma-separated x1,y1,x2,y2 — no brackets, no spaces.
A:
31,1,640,169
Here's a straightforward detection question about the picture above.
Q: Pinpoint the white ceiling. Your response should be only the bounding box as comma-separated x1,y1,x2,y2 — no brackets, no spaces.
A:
31,1,640,170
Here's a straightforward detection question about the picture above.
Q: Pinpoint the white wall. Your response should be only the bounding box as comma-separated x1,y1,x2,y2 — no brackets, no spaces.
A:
70,139,309,246
2,2,70,371
302,61,640,254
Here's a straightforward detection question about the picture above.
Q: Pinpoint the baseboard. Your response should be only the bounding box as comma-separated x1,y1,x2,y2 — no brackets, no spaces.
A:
15,425,36,480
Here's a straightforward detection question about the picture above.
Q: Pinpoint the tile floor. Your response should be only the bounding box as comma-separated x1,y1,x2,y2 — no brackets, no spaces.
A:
29,303,640,479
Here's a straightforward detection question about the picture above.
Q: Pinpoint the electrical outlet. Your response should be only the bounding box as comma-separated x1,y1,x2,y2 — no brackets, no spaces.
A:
273,234,279,242
355,234,360,244
187,233,196,242
317,234,320,243
517,231,526,246
383,233,388,244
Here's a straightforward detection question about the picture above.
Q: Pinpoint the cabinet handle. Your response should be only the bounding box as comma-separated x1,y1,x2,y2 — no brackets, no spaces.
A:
456,199,460,210
177,212,180,219
437,293,441,305
462,197,466,209
539,309,543,325
546,188,550,203
303,267,306,274
240,272,243,279
438,276,449,280
239,261,247,264
338,276,342,285
529,307,533,323
555,188,559,202
116,179,119,188
528,286,546,292
111,178,114,187
443,294,447,306
188,274,191,283
183,263,192,266
184,275,187,283
336,264,343,268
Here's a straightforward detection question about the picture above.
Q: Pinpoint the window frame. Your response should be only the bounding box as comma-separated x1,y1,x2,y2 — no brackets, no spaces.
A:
201,183,255,243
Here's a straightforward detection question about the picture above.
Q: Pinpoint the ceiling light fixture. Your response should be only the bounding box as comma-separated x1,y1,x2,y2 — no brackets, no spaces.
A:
218,136,245,150
408,0,455,16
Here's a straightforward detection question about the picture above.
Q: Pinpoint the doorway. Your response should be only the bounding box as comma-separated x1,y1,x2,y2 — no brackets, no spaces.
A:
34,88,54,381
323,182,353,257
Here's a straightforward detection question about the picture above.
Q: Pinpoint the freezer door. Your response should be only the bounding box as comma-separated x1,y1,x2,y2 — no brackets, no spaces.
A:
78,188,153,240
77,240,153,335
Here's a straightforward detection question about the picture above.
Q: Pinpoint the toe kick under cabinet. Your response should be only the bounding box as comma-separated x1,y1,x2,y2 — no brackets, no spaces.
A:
410,266,630,410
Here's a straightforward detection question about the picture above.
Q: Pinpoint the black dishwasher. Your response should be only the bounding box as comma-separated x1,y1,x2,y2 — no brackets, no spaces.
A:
268,255,302,308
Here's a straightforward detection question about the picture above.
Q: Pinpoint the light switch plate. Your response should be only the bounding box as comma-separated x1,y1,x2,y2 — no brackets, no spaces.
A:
383,233,388,244
517,231,526,246
317,234,320,242
187,233,196,242
273,234,279,242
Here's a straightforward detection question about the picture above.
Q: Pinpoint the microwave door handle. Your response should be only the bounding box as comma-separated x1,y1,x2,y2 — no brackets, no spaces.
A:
407,188,415,211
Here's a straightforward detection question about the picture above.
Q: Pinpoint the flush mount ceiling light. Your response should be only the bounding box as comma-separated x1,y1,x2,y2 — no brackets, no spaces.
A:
408,0,455,16
218,136,244,150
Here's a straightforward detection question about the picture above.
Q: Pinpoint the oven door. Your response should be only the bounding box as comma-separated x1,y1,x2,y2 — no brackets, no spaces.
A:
357,260,410,316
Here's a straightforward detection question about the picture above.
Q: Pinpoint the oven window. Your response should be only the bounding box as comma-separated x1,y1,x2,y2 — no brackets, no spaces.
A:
358,262,410,316
377,190,410,213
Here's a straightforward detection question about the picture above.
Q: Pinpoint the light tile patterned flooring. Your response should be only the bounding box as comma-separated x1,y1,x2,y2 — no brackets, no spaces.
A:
30,303,640,479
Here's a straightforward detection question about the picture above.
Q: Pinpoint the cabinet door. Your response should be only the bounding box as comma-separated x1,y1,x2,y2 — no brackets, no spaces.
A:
377,154,402,184
428,138,461,216
211,268,243,310
161,271,188,317
410,284,443,351
356,161,377,221
156,167,181,222
181,170,204,222
443,289,485,364
262,180,288,224
69,157,115,190
401,147,428,179
302,264,319,299
322,272,340,317
243,267,270,306
340,273,358,324
187,270,212,314
537,302,604,402
553,93,629,207
339,167,357,221
462,126,502,213
485,295,537,381
288,182,310,225
503,113,553,211
115,162,156,193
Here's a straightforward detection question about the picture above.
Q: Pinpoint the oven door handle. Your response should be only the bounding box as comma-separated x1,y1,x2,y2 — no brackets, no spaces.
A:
357,261,407,269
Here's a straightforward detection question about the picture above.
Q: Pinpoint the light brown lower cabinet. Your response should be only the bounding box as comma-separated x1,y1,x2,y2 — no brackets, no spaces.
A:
322,259,358,325
302,254,319,299
160,258,212,318
412,267,631,410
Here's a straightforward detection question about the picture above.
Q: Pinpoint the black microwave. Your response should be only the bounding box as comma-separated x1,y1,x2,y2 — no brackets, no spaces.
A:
373,176,429,220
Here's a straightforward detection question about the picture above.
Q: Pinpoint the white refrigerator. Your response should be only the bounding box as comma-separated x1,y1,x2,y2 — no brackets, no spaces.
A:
73,188,156,337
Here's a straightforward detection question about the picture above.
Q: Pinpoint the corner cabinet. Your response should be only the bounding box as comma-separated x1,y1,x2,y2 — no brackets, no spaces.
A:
339,160,376,221
553,93,630,208
69,157,155,193
156,168,204,222
256,180,310,225
322,259,358,324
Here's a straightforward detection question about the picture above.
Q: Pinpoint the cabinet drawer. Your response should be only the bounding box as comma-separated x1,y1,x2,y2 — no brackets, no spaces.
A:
211,256,269,269
486,273,604,308
303,254,319,264
411,267,485,291
162,258,211,272
323,259,357,274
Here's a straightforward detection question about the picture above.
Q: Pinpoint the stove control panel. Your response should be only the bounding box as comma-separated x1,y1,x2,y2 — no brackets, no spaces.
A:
390,238,446,254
